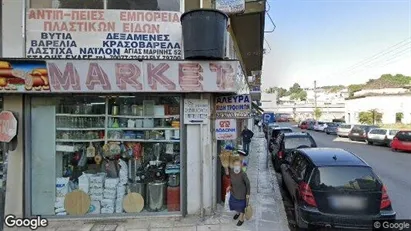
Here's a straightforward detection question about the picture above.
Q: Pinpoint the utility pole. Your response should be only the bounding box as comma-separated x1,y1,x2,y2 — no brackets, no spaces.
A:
314,80,317,108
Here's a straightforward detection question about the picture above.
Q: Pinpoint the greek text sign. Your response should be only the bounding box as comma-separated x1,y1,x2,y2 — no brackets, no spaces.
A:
26,9,182,59
215,94,251,118
215,119,237,140
184,99,209,124
216,0,245,14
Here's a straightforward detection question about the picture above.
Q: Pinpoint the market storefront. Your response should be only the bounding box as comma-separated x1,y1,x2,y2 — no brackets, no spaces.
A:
0,58,239,220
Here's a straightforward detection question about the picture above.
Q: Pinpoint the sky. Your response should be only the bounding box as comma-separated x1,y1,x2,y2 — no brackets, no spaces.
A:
262,0,411,89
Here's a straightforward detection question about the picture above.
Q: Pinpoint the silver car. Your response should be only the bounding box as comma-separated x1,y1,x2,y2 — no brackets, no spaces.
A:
367,128,399,146
337,124,354,137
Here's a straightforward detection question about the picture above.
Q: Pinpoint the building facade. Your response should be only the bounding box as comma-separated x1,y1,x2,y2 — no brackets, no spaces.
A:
1,0,266,228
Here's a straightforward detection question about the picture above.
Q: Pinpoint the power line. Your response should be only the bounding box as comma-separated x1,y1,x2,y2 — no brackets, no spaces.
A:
325,37,411,78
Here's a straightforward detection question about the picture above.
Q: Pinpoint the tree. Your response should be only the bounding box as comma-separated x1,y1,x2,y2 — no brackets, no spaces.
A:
313,108,322,120
289,83,302,94
347,84,364,97
358,109,383,125
290,90,307,101
396,112,404,123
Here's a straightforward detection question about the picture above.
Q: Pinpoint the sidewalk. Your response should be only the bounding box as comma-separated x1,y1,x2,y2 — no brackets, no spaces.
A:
34,130,289,231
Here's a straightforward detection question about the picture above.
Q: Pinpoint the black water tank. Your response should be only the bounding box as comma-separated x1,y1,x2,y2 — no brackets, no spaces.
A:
180,9,228,60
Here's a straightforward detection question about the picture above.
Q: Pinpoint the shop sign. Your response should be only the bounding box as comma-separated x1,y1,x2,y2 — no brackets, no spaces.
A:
215,94,251,118
25,9,182,59
184,99,209,124
215,119,237,140
0,59,239,93
0,111,17,143
216,0,245,14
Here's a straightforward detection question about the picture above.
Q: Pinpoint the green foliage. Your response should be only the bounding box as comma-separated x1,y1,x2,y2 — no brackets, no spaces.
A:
396,112,404,123
347,84,365,97
358,109,382,125
321,85,345,93
313,108,322,119
290,90,307,101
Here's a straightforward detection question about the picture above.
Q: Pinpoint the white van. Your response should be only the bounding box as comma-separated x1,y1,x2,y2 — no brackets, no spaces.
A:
337,124,354,137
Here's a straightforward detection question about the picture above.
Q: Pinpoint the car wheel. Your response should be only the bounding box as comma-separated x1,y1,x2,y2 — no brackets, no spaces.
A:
274,157,281,172
337,135,341,137
326,132,329,134
392,148,397,152
294,200,308,229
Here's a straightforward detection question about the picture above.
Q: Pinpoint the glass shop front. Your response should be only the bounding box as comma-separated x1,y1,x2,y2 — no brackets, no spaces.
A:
27,94,182,217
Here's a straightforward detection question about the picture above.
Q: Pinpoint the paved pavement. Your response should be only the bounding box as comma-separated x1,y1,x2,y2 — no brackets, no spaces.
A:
300,128,411,219
25,129,289,231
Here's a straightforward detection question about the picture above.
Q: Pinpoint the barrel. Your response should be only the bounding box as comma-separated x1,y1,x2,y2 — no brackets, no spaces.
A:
180,9,228,60
222,175,231,201
167,186,180,211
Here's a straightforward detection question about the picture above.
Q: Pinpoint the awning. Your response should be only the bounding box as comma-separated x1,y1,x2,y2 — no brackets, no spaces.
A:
252,102,264,114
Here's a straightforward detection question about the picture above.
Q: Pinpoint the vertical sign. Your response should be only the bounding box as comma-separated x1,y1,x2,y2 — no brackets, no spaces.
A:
184,99,209,124
215,119,237,140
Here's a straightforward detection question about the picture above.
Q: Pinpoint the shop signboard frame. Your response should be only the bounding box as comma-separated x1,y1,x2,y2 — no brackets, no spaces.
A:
183,99,209,124
0,59,239,93
215,119,237,140
215,94,251,119
25,9,183,60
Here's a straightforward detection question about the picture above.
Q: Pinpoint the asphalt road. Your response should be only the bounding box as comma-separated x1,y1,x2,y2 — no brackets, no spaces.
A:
299,128,411,219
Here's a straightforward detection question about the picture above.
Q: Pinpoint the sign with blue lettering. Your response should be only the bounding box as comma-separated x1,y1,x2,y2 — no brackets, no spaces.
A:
25,9,182,59
215,94,251,118
215,119,237,140
263,112,275,124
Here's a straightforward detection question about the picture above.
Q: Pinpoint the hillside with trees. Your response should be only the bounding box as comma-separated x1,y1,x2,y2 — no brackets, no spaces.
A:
265,74,411,97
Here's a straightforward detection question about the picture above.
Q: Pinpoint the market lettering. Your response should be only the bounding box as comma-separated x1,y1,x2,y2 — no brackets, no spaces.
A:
122,23,160,34
85,63,112,90
115,63,143,90
28,9,64,20
216,104,250,111
124,49,142,54
48,62,81,90
209,63,235,90
43,21,115,32
80,48,120,55
179,63,203,91
106,33,170,41
119,11,180,22
41,32,72,40
31,40,77,47
102,41,179,49
146,63,176,90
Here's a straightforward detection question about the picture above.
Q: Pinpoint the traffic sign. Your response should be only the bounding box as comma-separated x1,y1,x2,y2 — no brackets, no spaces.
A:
263,112,275,124
0,111,17,142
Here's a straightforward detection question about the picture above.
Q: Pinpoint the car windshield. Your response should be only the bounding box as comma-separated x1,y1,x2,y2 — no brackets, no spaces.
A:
389,130,399,136
396,131,411,141
339,124,351,129
284,137,315,149
318,122,325,125
309,166,381,191
370,129,386,135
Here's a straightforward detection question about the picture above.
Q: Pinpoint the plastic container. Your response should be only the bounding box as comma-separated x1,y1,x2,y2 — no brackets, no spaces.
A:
181,9,228,60
167,186,180,211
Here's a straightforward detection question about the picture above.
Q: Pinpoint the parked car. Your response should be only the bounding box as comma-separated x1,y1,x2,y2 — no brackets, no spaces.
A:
391,130,411,152
272,132,317,172
299,120,309,129
324,123,339,135
348,125,379,142
268,127,293,153
366,128,399,146
280,148,395,230
307,120,316,130
336,124,354,137
314,121,328,132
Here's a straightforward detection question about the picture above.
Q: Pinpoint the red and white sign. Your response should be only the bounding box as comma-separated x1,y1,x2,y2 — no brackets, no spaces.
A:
46,60,238,92
0,111,17,142
215,119,237,140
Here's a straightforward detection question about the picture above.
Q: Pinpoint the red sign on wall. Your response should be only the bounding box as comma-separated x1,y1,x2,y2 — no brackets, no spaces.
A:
0,111,17,142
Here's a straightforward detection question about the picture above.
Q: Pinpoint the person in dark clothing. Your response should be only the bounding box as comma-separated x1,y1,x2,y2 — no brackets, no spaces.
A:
241,125,254,155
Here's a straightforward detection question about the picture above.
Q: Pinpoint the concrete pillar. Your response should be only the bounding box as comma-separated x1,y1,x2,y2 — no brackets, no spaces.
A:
3,96,24,229
2,0,25,57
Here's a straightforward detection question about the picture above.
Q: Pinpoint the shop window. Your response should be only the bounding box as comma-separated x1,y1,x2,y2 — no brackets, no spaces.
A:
29,95,181,216
30,0,180,11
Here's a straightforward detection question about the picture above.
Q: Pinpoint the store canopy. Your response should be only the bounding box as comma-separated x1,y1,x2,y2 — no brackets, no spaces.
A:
252,102,264,114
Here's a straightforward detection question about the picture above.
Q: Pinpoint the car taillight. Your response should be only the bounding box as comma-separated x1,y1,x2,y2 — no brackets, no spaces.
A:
278,151,284,159
298,182,317,207
380,185,391,209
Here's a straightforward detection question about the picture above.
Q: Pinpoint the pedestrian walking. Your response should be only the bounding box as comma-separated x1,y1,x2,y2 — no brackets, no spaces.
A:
241,125,254,155
225,158,251,226
258,120,262,132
